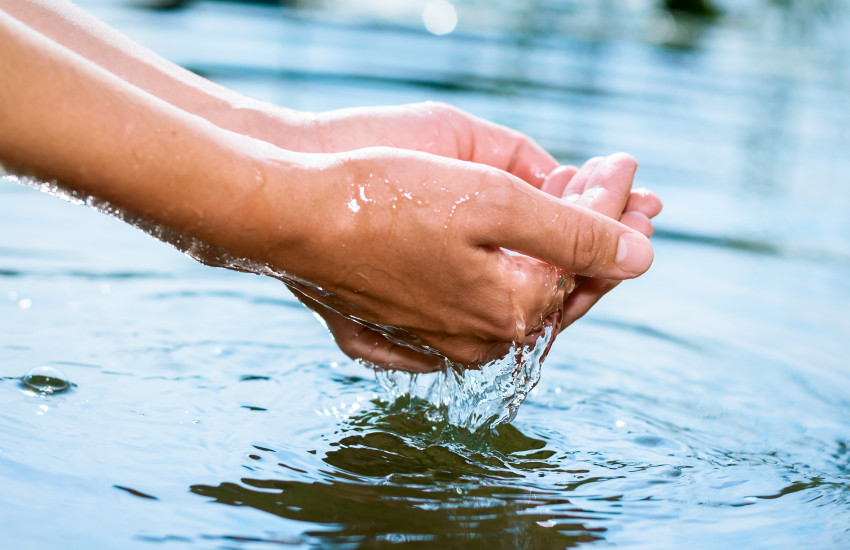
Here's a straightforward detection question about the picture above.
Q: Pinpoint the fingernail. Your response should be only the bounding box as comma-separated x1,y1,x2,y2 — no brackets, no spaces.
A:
616,233,653,274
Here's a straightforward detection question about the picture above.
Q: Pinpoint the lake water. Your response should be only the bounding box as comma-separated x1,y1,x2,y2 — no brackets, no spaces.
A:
1,1,849,548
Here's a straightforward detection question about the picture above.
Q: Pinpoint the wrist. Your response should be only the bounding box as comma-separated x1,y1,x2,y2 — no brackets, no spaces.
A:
171,132,314,266
199,96,321,153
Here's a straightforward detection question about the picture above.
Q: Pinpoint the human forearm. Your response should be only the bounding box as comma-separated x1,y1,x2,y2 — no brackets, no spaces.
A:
0,6,657,370
0,9,303,262
0,0,571,190
0,0,313,150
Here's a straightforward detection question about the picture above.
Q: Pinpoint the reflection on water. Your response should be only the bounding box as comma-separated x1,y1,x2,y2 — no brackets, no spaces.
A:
191,403,605,548
188,391,850,548
1,0,850,548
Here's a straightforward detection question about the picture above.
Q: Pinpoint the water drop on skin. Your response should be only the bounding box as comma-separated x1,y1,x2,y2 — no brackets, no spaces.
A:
20,366,71,394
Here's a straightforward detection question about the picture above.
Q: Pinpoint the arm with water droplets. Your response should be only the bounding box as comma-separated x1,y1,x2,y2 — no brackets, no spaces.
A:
0,1,561,186
0,8,658,372
0,8,305,263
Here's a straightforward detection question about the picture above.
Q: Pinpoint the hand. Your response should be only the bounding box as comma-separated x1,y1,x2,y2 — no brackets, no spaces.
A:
0,5,655,374
253,147,654,372
303,102,558,187
543,154,663,331
0,4,556,190
269,103,557,371
299,150,661,372
265,101,562,370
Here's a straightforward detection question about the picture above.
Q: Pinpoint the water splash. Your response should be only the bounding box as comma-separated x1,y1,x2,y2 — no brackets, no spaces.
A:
3,172,309,281
5,171,552,430
373,326,552,432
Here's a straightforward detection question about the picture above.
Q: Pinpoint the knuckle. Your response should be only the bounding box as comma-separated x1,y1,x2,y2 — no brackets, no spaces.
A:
570,223,611,276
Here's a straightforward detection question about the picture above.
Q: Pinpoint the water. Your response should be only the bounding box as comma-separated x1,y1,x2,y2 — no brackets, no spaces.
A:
2,0,849,548
374,325,552,430
0,172,552,431
19,366,72,394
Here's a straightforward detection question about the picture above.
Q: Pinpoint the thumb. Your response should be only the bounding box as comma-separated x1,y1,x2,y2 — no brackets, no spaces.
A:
475,176,654,279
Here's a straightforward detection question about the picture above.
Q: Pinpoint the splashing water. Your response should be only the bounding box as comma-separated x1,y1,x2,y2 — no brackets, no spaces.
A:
4,173,310,281
373,326,552,431
6,170,553,430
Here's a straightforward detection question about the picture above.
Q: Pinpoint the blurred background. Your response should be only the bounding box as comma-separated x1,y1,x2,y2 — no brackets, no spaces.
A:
74,0,850,258
1,0,849,548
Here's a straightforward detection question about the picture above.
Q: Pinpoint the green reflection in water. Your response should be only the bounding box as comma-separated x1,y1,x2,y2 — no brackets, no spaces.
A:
191,400,608,548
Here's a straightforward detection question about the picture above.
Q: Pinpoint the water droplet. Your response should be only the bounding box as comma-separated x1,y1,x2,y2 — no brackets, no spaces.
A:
21,366,71,394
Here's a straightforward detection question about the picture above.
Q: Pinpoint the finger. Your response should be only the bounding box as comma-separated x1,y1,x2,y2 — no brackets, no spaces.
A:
561,156,605,197
558,205,655,331
415,252,570,366
541,165,578,197
477,176,654,279
505,134,560,188
563,153,637,220
625,187,664,219
559,278,620,332
322,308,445,373
501,252,574,337
620,210,654,237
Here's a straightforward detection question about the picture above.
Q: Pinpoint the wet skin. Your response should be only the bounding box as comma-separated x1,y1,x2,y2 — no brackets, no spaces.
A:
0,2,661,371
313,152,662,373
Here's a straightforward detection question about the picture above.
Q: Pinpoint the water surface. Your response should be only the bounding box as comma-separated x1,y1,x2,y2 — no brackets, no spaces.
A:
1,1,849,548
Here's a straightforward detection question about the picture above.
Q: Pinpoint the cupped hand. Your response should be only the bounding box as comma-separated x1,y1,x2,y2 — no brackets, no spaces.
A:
245,101,661,371
278,102,560,371
256,146,653,372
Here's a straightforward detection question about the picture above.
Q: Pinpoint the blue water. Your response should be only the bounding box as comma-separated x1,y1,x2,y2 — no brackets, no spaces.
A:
1,1,849,548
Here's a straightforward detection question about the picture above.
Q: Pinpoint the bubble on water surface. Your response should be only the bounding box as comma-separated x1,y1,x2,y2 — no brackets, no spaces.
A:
20,366,71,394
